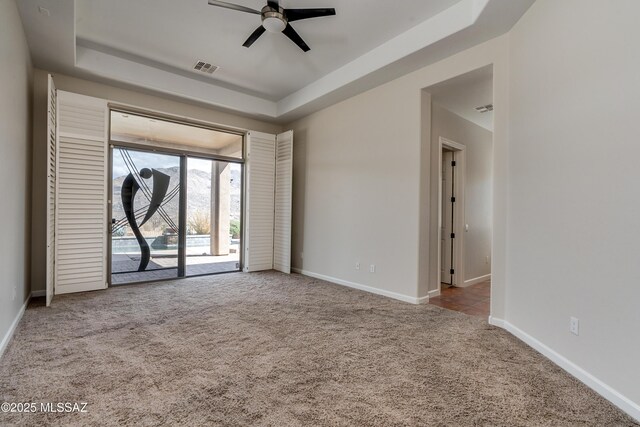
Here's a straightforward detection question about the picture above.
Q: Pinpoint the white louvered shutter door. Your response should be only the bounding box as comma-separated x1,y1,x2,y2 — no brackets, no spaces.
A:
273,131,293,273
244,131,276,272
55,91,108,294
46,75,57,306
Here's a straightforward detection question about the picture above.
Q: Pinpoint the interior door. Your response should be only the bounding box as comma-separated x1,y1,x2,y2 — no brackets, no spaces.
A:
441,151,454,285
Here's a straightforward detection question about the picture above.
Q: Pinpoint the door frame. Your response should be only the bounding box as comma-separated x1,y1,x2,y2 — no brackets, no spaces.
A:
437,137,466,294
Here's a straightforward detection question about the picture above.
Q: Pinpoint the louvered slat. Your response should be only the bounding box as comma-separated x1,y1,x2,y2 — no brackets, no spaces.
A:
55,91,108,295
244,131,276,272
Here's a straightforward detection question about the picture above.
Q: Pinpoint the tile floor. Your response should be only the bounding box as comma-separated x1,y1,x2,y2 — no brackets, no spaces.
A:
429,280,490,318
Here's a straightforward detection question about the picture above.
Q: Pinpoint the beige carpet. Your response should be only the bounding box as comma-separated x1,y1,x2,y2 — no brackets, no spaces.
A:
0,272,636,426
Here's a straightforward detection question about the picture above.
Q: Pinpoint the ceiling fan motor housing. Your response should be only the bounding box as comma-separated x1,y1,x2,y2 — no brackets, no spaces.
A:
261,5,287,33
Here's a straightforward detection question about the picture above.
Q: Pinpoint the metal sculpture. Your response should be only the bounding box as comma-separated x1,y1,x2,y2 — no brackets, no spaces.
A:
121,168,170,271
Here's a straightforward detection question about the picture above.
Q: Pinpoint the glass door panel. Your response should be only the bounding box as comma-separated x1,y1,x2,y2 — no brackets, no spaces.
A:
111,148,181,284
185,157,241,276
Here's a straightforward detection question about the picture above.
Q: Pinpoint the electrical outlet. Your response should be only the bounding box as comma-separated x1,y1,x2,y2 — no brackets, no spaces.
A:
369,264,376,273
355,262,360,270
570,317,579,336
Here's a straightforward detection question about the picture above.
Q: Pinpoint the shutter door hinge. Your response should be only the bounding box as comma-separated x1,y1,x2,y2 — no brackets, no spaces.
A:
450,233,455,239
451,160,456,167
450,268,455,275
450,196,456,203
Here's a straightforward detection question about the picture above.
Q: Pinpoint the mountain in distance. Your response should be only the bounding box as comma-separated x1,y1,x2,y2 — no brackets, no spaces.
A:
112,166,241,225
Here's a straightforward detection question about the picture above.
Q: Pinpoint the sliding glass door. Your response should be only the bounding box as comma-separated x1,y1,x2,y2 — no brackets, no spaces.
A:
110,147,182,284
185,157,242,276
110,147,243,285
108,110,244,285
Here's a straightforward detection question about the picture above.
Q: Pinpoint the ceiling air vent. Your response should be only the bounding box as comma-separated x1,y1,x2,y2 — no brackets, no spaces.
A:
474,104,494,113
193,60,218,74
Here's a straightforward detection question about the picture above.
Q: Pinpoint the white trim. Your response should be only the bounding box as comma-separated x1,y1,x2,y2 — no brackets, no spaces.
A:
416,295,430,305
31,290,46,298
490,317,640,422
488,315,505,328
461,274,492,288
441,137,466,151
428,288,441,298
0,295,30,359
292,268,423,305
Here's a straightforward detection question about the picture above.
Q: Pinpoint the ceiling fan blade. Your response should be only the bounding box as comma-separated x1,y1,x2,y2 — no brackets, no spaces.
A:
243,26,266,48
207,0,260,15
285,8,336,22
267,0,279,10
282,24,310,52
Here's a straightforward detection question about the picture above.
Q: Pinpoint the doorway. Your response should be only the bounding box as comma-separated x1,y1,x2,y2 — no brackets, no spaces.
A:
425,65,494,318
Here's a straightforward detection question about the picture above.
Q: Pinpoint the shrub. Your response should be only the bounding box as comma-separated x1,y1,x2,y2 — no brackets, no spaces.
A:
230,219,240,239
188,210,210,235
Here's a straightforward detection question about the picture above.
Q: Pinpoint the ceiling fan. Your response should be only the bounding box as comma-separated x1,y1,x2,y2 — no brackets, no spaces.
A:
207,0,336,52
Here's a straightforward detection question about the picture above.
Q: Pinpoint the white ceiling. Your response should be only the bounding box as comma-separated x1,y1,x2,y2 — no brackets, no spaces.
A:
76,0,462,101
429,65,493,131
17,0,535,122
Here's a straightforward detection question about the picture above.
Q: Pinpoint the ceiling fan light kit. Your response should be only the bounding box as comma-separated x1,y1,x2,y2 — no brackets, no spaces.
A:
262,8,287,33
208,0,336,52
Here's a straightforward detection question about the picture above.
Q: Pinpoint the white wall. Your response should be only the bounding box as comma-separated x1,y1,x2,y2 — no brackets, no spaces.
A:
507,0,640,412
287,36,510,304
30,69,282,292
431,103,492,285
430,68,494,131
0,0,33,352
288,77,422,300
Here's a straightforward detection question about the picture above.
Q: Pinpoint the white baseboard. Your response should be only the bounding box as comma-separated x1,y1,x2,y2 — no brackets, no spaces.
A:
416,295,429,304
490,317,640,422
462,274,491,288
0,295,31,359
488,316,505,328
31,290,46,298
292,268,423,304
428,289,441,298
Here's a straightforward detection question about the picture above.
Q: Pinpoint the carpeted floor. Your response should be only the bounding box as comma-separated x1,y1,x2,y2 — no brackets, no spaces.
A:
0,272,636,426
